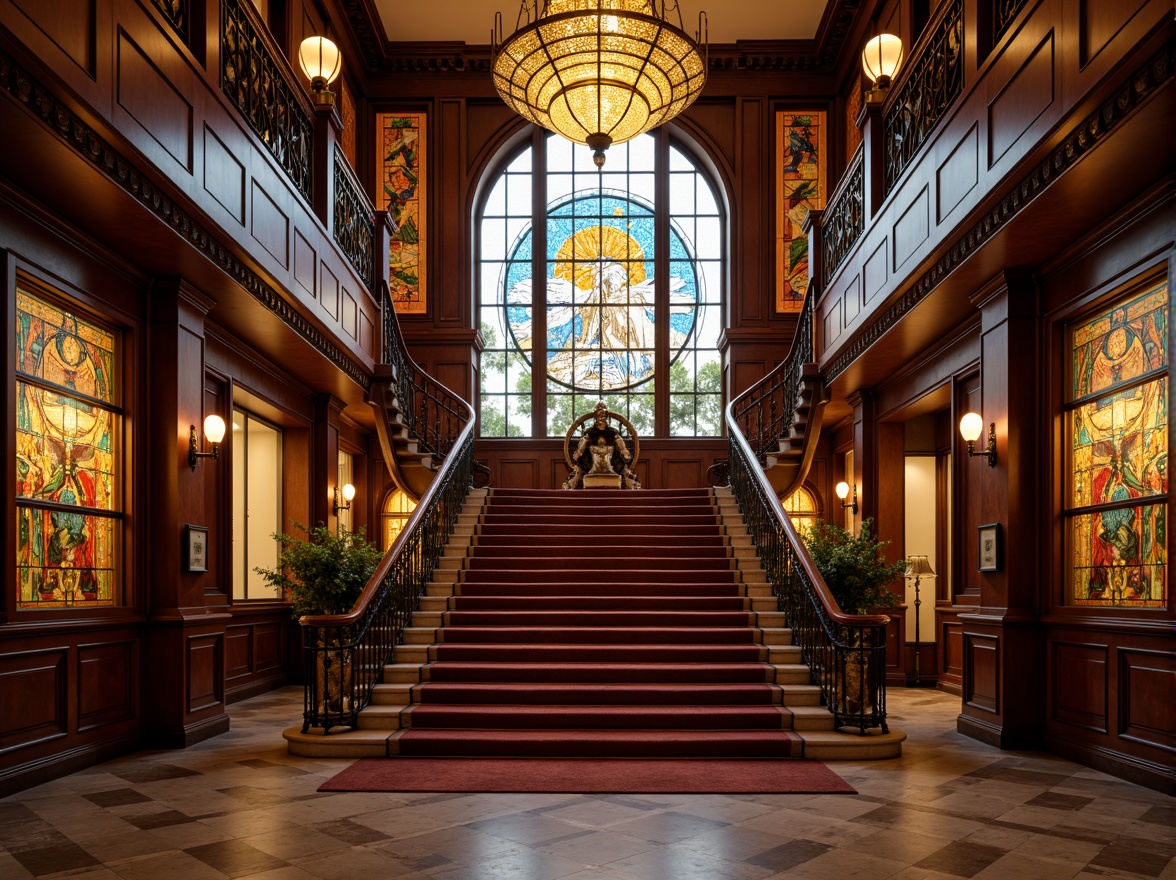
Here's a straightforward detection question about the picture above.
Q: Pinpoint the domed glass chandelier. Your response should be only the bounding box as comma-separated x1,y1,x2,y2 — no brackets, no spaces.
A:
492,0,707,167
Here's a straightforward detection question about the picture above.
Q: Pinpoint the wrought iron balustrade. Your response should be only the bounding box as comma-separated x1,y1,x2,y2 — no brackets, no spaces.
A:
730,291,814,464
150,0,188,41
299,431,474,733
220,0,313,203
883,0,963,195
994,0,1029,45
333,154,376,293
726,437,890,733
380,287,468,465
300,281,475,732
822,145,864,287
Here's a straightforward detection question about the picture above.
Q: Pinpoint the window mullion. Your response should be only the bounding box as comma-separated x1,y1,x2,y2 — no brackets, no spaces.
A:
653,127,671,437
531,127,548,438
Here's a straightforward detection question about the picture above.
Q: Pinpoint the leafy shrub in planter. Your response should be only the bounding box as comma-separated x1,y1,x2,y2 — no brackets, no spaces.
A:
800,517,907,615
255,523,383,618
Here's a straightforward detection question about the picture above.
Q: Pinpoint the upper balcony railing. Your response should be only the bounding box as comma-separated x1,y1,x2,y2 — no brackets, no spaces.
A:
149,0,188,42
334,154,377,293
221,0,314,205
883,0,964,195
821,144,864,287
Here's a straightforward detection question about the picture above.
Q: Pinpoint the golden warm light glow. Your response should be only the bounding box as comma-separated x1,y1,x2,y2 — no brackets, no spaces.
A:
298,36,342,89
861,33,903,86
492,0,707,167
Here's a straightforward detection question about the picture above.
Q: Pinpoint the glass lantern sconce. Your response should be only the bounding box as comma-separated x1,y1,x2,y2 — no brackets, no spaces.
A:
333,482,355,516
835,481,859,514
298,36,342,108
959,412,998,466
862,33,904,103
189,414,226,470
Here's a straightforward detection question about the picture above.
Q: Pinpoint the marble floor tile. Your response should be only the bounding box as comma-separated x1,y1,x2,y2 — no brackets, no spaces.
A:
0,686,1170,880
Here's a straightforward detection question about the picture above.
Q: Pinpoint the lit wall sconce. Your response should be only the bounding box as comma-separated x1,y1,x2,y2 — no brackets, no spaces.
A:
862,33,904,103
189,414,226,470
333,482,355,516
959,412,998,467
298,36,342,108
835,480,859,514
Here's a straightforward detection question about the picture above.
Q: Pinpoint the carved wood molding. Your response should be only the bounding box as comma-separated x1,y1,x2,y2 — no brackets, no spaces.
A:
0,47,373,395
340,0,865,75
824,40,1175,383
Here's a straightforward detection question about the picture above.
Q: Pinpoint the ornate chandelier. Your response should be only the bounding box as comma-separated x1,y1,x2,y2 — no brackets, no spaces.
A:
492,0,708,167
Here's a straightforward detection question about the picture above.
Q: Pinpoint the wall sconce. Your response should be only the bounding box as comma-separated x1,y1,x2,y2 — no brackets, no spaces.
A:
959,412,997,467
298,36,342,108
862,33,904,103
333,482,355,516
189,414,226,470
835,481,859,514
905,555,936,684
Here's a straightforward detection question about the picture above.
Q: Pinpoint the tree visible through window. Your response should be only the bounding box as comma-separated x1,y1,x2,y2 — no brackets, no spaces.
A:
1066,278,1168,607
479,131,723,438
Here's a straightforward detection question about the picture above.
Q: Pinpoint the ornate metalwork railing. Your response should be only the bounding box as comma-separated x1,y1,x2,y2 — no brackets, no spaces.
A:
333,153,376,293
150,0,188,41
379,287,468,464
994,0,1028,45
729,290,814,463
883,0,963,195
299,431,474,733
726,436,890,733
299,283,475,731
220,0,313,203
822,144,864,287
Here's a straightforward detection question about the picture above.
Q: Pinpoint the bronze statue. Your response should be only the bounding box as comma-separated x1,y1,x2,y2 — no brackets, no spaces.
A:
562,401,641,489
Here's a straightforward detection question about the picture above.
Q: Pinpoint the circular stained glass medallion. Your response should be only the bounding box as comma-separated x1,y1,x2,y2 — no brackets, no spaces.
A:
503,191,700,391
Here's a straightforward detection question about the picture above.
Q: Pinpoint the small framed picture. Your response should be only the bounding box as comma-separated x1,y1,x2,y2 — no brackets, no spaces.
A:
978,522,1001,572
185,525,209,573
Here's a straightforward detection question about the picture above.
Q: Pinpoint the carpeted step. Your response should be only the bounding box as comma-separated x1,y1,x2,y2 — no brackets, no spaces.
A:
438,610,758,627
430,626,761,645
409,682,782,705
426,645,770,664
460,568,737,584
470,533,731,547
475,523,728,538
475,513,722,527
449,581,746,597
402,704,794,730
420,660,776,683
466,544,732,559
444,595,752,611
389,728,804,759
463,555,734,571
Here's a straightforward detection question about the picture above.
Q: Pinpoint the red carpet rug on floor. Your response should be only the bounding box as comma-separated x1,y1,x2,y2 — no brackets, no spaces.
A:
318,757,856,794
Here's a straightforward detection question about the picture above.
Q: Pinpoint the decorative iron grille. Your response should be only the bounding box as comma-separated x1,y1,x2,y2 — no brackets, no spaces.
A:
300,432,474,733
994,0,1029,45
730,291,814,463
822,145,864,286
149,0,188,41
883,0,963,195
726,437,890,734
380,287,469,464
333,154,376,292
221,0,313,203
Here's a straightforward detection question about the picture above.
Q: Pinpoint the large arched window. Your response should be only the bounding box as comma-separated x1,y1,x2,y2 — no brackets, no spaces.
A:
478,130,724,438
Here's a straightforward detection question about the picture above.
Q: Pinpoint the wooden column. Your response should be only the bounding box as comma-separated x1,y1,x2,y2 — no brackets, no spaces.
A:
313,394,343,531
957,271,1045,748
143,279,230,748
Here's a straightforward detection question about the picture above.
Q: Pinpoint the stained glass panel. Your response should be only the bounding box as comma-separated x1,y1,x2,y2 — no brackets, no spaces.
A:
378,113,426,315
1072,283,1167,398
1066,279,1168,609
775,111,826,313
15,287,121,610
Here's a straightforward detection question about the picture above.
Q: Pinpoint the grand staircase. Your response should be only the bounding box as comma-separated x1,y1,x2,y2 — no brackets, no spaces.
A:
285,487,905,761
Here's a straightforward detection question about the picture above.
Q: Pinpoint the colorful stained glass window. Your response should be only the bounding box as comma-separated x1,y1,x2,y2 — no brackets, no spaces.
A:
15,287,121,608
479,131,723,438
1066,280,1168,608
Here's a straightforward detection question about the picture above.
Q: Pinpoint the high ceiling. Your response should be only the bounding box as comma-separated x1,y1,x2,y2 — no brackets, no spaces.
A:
371,1,831,46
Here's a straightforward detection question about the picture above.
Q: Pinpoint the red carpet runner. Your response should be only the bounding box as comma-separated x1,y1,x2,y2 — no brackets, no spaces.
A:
387,488,804,759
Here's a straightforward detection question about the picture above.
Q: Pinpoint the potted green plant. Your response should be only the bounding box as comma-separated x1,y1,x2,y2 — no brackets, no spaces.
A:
255,522,383,618
256,523,383,717
800,517,907,614
800,517,907,716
